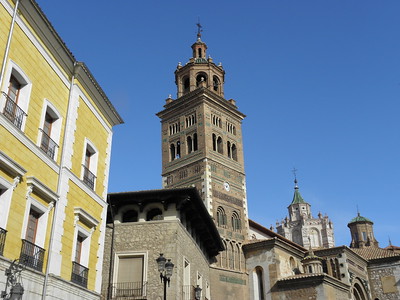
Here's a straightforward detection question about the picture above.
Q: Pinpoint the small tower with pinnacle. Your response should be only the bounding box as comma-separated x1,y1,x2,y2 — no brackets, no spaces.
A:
348,212,379,248
277,173,335,249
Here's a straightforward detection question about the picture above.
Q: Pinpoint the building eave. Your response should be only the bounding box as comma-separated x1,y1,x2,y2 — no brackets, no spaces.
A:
108,187,224,257
18,1,123,126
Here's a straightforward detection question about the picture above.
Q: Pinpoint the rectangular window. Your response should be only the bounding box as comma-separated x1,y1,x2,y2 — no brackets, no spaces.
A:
40,112,57,159
75,235,84,263
71,231,90,288
8,75,21,103
113,255,146,298
20,209,45,271
26,209,40,243
3,75,26,128
82,142,98,190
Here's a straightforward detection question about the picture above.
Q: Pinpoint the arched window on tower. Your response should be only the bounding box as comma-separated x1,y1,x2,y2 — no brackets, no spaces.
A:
196,73,207,87
213,76,220,93
170,143,175,161
232,144,237,161
193,133,198,151
198,48,202,58
217,206,227,228
212,134,217,151
217,136,223,154
183,77,190,94
176,141,181,158
187,136,193,153
227,141,231,158
232,211,241,232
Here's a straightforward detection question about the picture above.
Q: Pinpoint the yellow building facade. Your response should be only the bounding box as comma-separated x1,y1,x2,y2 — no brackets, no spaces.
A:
0,0,122,299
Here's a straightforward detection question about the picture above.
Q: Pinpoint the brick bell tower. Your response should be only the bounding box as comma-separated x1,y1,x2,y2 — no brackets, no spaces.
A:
156,24,249,299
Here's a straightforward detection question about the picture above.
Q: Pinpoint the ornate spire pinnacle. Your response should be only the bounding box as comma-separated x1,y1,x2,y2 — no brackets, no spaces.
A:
196,21,203,40
292,167,298,190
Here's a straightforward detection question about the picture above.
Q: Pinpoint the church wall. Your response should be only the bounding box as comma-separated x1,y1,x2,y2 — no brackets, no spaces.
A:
367,260,400,299
244,243,304,300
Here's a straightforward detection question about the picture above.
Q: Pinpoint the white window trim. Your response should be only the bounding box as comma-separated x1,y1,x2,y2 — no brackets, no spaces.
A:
26,176,59,203
113,251,148,284
21,195,52,248
0,176,13,229
183,257,190,286
196,271,203,291
71,224,91,267
74,207,99,229
81,138,99,188
0,60,32,131
37,99,62,160
72,207,99,268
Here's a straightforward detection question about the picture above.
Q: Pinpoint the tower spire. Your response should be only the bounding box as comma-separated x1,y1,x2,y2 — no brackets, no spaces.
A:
196,21,203,40
292,167,299,189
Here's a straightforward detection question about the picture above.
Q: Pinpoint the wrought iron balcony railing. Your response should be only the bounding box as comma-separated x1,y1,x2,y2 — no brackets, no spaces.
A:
19,239,45,272
39,128,58,159
82,165,96,190
1,92,27,129
71,261,89,288
0,227,6,256
108,281,147,299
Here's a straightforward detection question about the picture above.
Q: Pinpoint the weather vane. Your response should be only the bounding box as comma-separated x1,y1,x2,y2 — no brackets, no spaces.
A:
292,167,298,180
196,19,203,39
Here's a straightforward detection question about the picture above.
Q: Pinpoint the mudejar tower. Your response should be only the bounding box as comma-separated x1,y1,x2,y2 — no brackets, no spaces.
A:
157,29,249,299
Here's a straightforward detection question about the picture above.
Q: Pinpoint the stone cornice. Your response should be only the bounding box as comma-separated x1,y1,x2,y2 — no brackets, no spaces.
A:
157,87,246,120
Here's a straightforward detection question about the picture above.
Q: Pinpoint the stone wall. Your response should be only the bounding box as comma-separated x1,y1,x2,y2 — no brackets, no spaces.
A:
101,219,211,300
368,261,400,300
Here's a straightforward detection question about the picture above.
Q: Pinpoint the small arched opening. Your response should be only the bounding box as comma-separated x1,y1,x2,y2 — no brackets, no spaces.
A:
146,208,163,221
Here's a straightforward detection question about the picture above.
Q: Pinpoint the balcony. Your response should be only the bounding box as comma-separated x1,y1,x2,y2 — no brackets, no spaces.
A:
19,239,45,272
107,281,147,299
71,261,89,288
82,165,96,190
0,227,6,256
39,128,58,159
1,92,27,129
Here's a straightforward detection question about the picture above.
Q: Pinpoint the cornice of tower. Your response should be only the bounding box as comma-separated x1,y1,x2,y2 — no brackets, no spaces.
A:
156,87,246,120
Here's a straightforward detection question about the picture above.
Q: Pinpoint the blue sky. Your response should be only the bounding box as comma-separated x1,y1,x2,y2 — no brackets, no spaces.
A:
39,1,400,247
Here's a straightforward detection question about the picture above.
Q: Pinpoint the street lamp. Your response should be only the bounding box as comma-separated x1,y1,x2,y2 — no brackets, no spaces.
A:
194,285,202,300
156,253,174,300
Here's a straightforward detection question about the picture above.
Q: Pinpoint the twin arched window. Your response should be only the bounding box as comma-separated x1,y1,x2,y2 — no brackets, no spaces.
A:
232,211,241,232
227,141,237,161
170,141,181,161
217,206,227,227
187,133,198,154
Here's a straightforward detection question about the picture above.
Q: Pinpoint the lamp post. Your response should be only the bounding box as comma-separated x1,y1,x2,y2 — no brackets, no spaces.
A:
156,253,174,300
194,285,202,300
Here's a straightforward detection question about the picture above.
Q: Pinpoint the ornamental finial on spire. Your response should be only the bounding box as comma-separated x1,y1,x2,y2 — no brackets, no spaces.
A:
292,167,298,189
196,20,203,40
